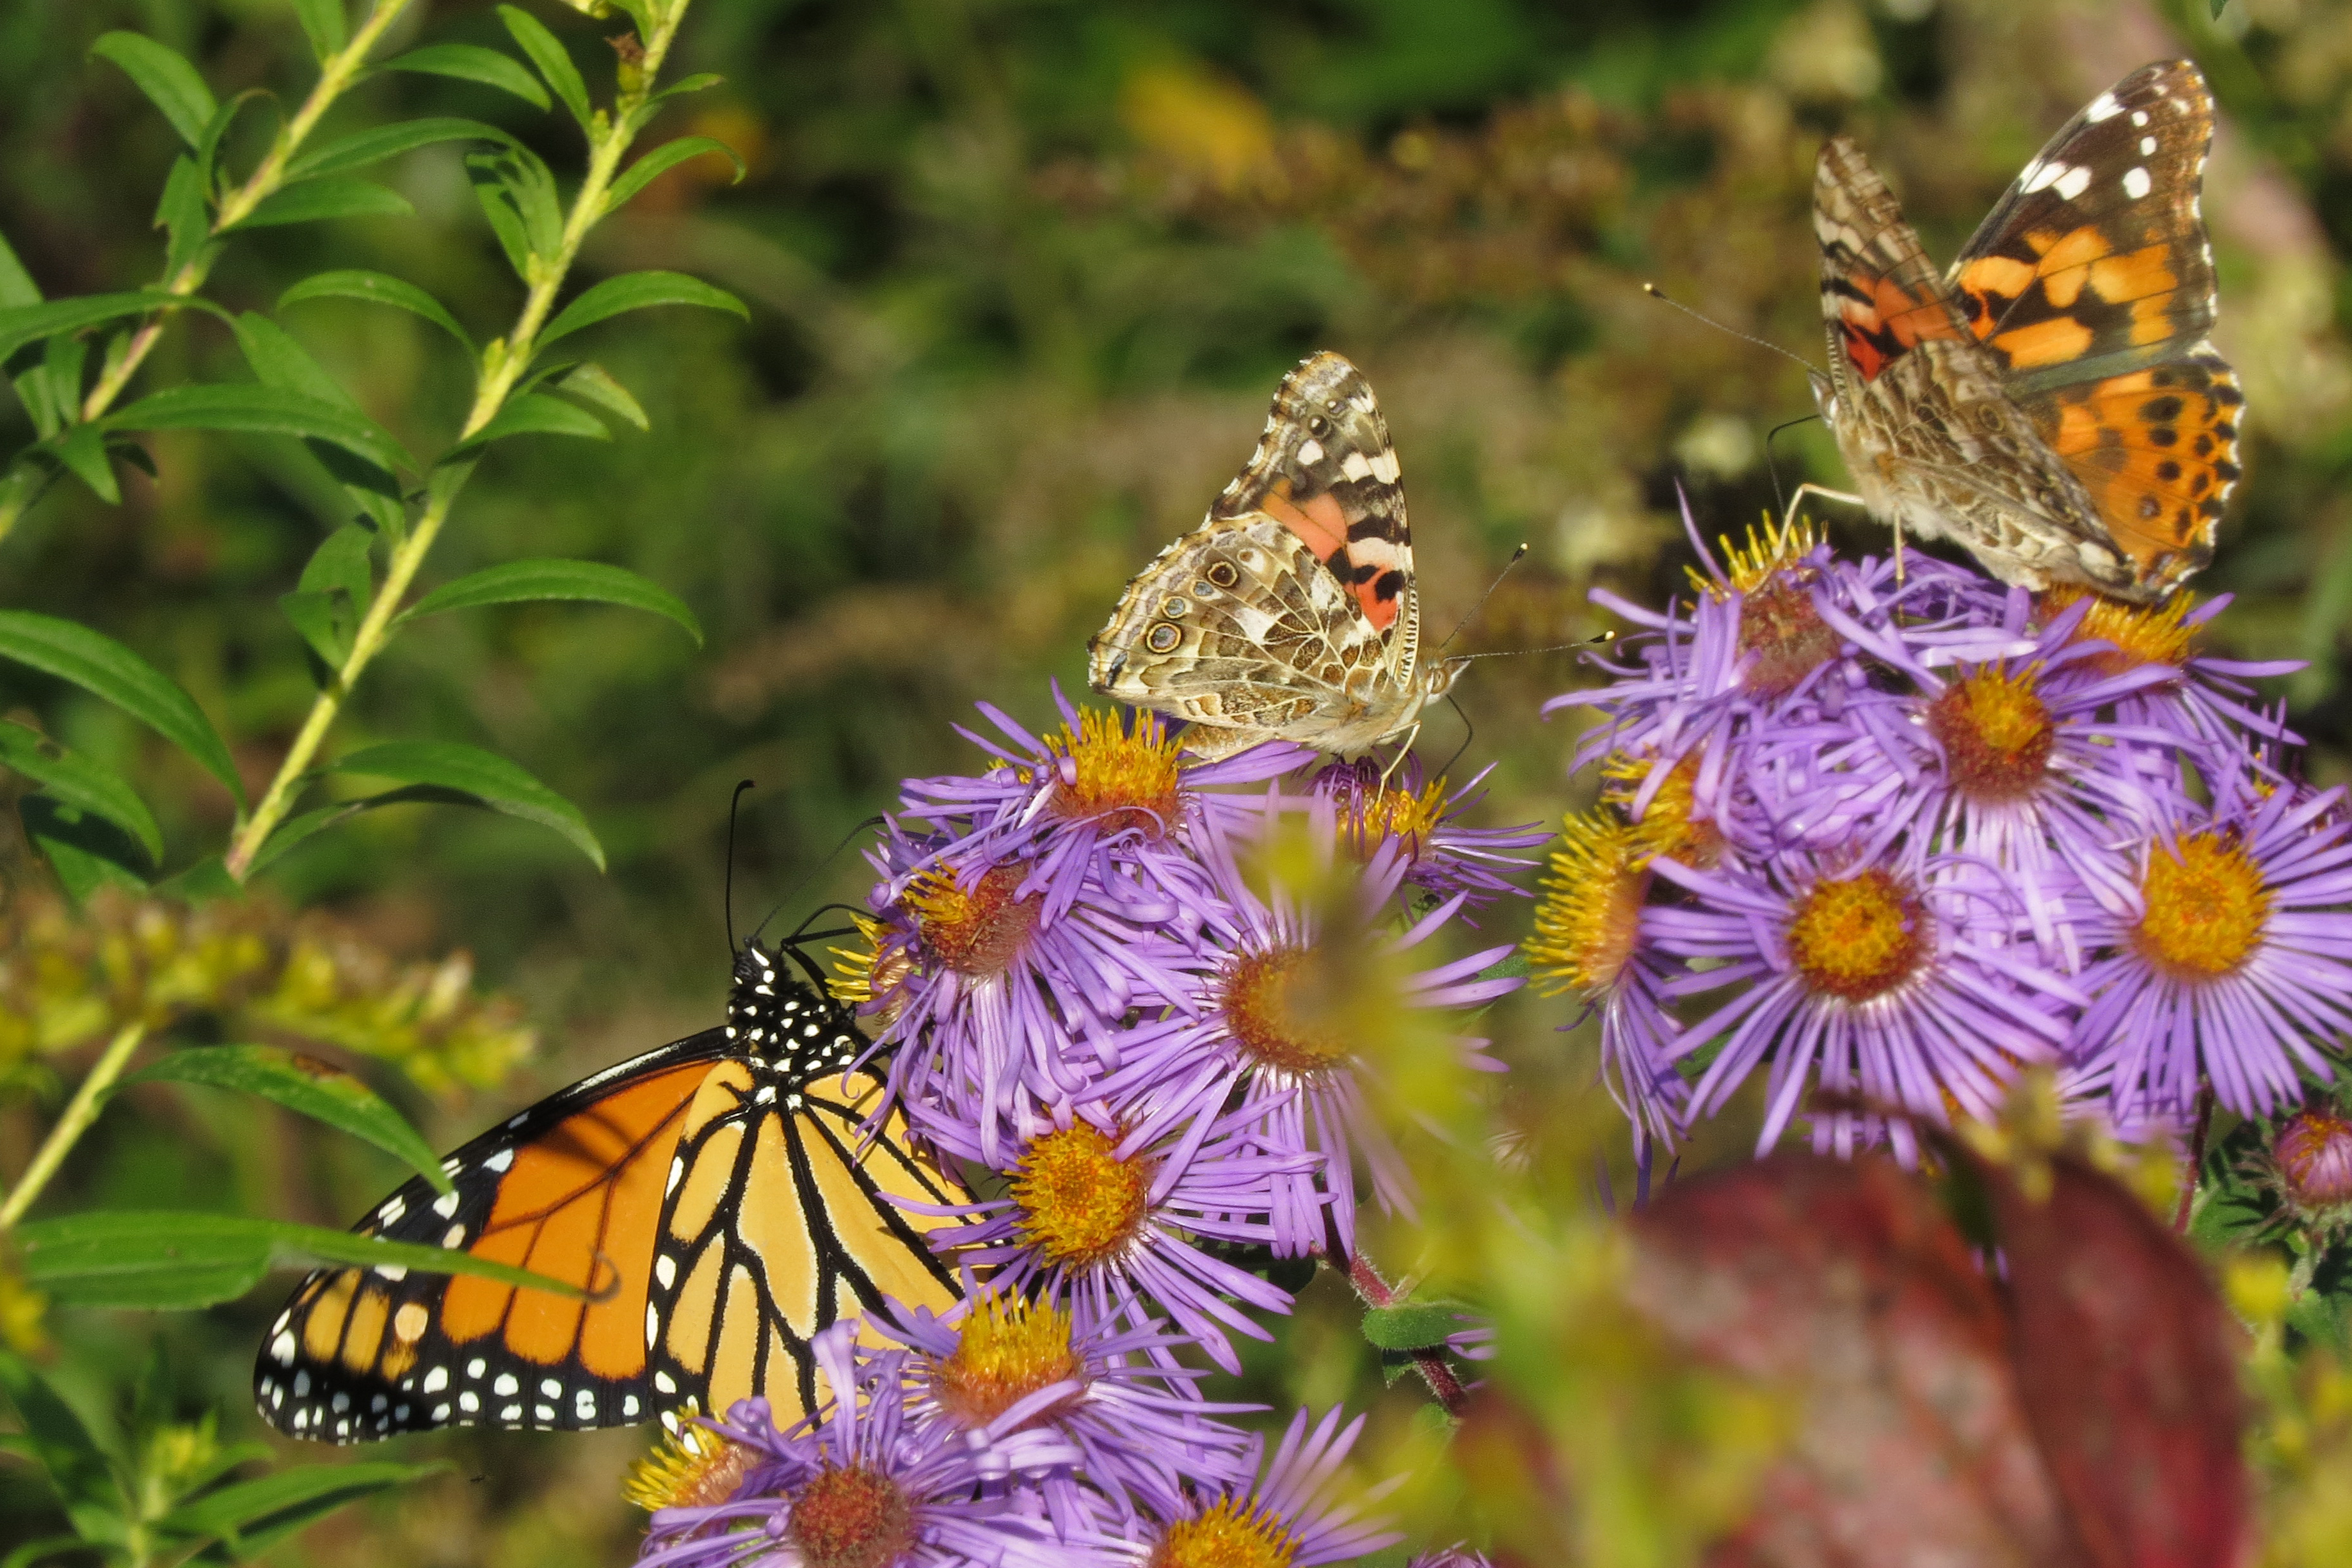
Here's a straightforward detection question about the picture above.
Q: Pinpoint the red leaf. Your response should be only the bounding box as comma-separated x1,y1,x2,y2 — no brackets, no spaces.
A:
1989,1155,2252,1568
1627,1152,2079,1568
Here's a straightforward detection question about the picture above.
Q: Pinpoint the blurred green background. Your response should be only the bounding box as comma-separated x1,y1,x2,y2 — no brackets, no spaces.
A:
4,0,2350,1560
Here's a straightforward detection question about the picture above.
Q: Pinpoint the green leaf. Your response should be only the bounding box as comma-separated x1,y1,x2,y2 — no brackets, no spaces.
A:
288,116,516,181
225,177,415,232
1360,1300,1473,1352
154,152,215,278
0,611,243,804
163,1461,439,1558
452,391,612,449
0,1352,124,1542
90,33,217,148
0,291,194,364
244,802,358,875
602,135,745,216
280,269,472,353
232,312,358,411
497,4,591,129
554,362,648,431
20,797,150,900
124,1045,451,1195
535,271,747,354
323,740,604,868
277,522,375,671
0,227,42,308
290,0,349,63
624,72,725,136
51,423,118,504
106,383,411,481
378,42,550,111
399,557,700,644
465,148,563,279
0,720,163,862
13,1212,587,1310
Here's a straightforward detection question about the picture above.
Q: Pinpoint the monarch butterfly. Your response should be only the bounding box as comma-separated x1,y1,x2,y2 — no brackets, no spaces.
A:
253,936,973,1443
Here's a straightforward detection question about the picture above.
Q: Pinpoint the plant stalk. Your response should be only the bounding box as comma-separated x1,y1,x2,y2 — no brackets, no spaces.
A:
1346,1248,1471,1417
0,1021,148,1230
224,4,691,880
0,1,418,550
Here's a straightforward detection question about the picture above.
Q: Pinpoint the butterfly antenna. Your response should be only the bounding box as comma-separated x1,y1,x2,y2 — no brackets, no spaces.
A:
1439,693,1474,780
1642,283,1823,376
1436,543,1530,654
1455,631,1613,662
724,779,755,957
746,817,888,950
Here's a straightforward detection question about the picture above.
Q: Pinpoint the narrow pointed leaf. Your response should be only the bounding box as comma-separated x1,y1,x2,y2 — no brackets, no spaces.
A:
21,797,149,900
0,1352,123,1540
90,33,216,147
232,312,360,411
0,611,242,803
496,4,591,128
106,383,410,479
321,740,603,868
290,0,348,61
0,291,194,364
287,116,516,180
225,177,414,232
378,42,550,110
452,391,612,449
554,362,648,430
162,1461,440,1556
0,720,162,861
0,228,42,308
602,135,745,216
535,271,746,354
280,269,472,353
51,423,118,504
399,557,700,643
125,1044,451,1195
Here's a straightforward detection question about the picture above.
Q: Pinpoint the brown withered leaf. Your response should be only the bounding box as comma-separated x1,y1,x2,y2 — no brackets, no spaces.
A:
1626,1153,2079,1568
1987,1154,2252,1568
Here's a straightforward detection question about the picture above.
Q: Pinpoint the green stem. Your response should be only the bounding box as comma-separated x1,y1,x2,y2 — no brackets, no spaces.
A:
223,4,692,881
0,1022,148,1230
0,1,419,550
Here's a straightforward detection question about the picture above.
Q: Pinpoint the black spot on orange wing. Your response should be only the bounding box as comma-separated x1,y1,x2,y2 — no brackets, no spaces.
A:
2025,357,2241,584
254,1032,731,1443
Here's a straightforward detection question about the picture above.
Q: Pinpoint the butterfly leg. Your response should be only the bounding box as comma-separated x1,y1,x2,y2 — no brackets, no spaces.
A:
1378,725,1422,788
1785,482,1901,578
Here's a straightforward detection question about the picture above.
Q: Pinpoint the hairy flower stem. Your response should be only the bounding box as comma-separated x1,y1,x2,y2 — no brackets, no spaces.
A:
2174,1085,2214,1235
225,3,693,881
0,1022,147,1230
0,0,419,548
1344,1249,1469,1417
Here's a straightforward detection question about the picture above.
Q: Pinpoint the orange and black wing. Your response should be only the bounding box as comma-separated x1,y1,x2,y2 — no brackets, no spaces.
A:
645,1058,977,1425
254,1030,730,1442
1951,61,2241,588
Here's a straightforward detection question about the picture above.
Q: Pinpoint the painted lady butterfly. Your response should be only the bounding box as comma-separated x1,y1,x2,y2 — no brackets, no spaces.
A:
1087,351,1464,759
1808,60,2242,604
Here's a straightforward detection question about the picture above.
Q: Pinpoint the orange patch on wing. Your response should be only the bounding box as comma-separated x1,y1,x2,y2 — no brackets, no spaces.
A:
2086,243,2179,307
1955,255,2036,322
1990,314,2095,370
2129,291,2181,347
2033,371,2237,568
1260,486,1348,562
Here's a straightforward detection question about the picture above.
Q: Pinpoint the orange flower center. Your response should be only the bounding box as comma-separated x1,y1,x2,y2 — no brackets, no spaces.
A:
787,1464,913,1568
1785,869,1927,1002
930,1295,1084,1428
908,865,1037,977
1010,1124,1151,1268
1738,574,1841,696
2133,832,2269,980
1221,947,1350,1076
1927,667,2056,802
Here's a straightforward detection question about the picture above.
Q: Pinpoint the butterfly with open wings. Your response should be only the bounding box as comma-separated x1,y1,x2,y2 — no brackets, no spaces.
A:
1807,59,2243,604
255,938,974,1443
1088,351,1465,759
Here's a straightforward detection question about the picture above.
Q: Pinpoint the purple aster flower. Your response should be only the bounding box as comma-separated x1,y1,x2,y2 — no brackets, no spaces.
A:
923,1091,1311,1373
1095,1405,1405,1568
1645,845,2084,1164
1091,803,1519,1257
868,1288,1258,1521
1311,755,1547,913
2040,585,2305,756
2065,763,2352,1133
635,1325,1080,1568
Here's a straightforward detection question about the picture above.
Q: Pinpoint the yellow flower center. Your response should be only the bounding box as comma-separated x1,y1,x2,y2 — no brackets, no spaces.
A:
1927,667,2056,802
1603,753,1722,867
787,1463,914,1568
1526,812,1649,996
1332,774,1448,862
1690,515,1823,598
1221,947,1351,1076
1149,1496,1302,1568
1785,869,1927,1002
907,865,1038,977
1011,1123,1151,1268
930,1295,1084,1428
1045,708,1185,838
622,1408,749,1514
2043,584,2198,674
829,915,914,1027
2132,832,2269,980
